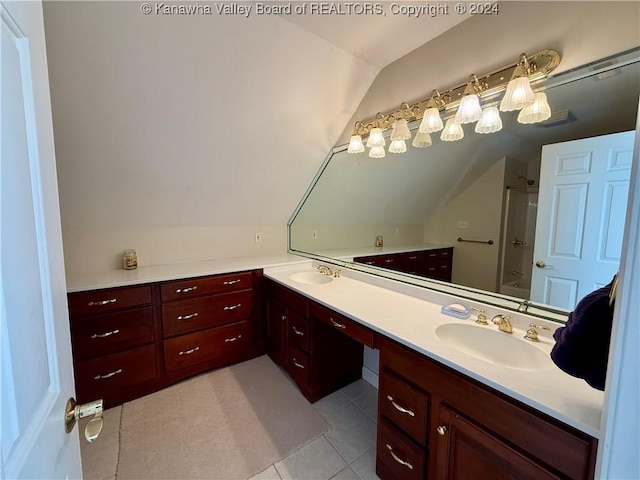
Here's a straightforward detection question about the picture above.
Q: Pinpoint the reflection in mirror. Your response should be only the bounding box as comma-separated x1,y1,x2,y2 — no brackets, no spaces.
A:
289,49,640,318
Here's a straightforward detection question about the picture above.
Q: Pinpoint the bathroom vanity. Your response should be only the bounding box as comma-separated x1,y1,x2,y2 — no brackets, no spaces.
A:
354,246,453,282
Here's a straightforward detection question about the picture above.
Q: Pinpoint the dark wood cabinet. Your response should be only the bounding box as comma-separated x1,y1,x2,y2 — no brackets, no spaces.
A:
265,279,370,402
376,336,597,480
354,247,453,282
68,270,264,408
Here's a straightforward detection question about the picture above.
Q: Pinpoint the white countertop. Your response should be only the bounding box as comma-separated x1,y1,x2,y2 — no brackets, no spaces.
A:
264,262,604,438
65,254,307,292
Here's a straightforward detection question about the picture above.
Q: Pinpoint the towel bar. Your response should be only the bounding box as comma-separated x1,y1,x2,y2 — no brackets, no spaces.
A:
457,237,494,245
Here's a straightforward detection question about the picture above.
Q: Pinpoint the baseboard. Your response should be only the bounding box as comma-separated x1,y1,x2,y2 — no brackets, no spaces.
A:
362,366,378,389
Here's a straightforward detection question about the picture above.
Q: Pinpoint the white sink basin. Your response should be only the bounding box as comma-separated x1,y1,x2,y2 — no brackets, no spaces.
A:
435,323,549,371
289,271,334,285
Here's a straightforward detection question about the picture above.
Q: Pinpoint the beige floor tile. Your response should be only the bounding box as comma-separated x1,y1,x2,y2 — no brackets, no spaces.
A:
352,386,378,422
330,466,360,480
313,390,351,418
275,436,346,480
340,379,377,402
350,448,380,480
80,429,119,480
324,403,377,463
250,464,282,480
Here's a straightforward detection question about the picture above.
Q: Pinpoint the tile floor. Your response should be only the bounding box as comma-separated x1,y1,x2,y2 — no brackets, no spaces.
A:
80,378,380,480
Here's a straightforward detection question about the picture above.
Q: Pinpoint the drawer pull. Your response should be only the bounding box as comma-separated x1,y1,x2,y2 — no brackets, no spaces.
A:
87,298,116,307
329,318,346,329
386,395,415,417
384,259,394,263
223,303,242,311
386,444,414,470
440,265,448,269
408,256,417,260
178,346,200,356
292,326,305,336
90,329,120,339
94,369,122,380
224,335,242,343
177,312,199,321
281,315,287,322
176,286,197,293
222,279,241,285
292,358,305,369
437,425,447,436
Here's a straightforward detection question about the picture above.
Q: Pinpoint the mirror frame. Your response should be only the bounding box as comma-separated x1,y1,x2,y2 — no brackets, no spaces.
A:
288,48,640,324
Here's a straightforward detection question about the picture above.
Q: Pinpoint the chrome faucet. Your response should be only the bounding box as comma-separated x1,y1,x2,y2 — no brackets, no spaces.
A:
492,314,513,334
317,265,333,276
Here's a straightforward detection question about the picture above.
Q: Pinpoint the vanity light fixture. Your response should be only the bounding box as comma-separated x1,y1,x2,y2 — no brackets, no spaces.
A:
347,49,560,156
412,130,432,148
475,106,503,134
517,91,552,124
440,118,464,142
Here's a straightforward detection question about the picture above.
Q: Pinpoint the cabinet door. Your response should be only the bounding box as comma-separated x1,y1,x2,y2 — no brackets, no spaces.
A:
266,300,287,367
434,406,561,480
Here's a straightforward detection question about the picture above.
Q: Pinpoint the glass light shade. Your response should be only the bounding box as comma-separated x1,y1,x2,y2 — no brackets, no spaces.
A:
388,140,407,154
475,106,503,134
500,76,535,111
390,118,411,140
440,118,464,142
419,108,444,133
412,131,432,148
517,92,552,124
347,134,365,153
366,127,385,147
455,94,483,124
368,146,386,158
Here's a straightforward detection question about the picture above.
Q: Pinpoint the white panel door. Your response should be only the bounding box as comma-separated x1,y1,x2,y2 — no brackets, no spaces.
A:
1,2,82,478
531,131,635,310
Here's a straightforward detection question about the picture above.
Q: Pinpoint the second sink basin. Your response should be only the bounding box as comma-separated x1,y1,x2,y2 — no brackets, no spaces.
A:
289,271,334,285
435,323,549,371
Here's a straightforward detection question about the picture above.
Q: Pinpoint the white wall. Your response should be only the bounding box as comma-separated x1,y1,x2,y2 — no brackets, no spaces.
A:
42,2,379,274
338,1,640,144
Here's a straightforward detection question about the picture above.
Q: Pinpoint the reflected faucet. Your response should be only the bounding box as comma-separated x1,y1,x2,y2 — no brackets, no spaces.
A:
492,314,513,334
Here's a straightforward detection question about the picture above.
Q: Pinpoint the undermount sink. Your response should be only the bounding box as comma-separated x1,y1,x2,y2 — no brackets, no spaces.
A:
435,323,549,371
289,271,334,285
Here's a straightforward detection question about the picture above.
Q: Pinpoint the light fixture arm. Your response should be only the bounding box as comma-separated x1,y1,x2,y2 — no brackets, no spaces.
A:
352,49,560,137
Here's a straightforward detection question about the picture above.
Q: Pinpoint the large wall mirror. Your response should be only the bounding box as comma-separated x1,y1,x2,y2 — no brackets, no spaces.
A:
289,48,640,321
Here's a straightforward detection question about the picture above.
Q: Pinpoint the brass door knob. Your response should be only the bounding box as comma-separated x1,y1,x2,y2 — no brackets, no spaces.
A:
535,260,546,268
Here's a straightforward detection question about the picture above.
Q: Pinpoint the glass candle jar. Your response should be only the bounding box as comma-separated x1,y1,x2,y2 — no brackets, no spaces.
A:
123,249,138,270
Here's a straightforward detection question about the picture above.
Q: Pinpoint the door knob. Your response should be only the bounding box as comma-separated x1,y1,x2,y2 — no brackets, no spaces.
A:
65,397,104,442
535,260,546,268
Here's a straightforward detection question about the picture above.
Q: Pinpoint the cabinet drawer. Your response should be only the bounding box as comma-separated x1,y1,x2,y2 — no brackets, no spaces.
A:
377,418,426,480
287,345,309,387
289,310,309,352
163,321,251,373
267,280,308,317
311,303,375,348
69,285,152,317
162,290,253,338
379,369,429,446
424,248,452,263
161,272,253,302
71,307,154,360
74,344,157,395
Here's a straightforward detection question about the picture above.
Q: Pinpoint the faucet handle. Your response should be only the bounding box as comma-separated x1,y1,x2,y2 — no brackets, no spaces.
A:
524,323,550,342
472,308,488,325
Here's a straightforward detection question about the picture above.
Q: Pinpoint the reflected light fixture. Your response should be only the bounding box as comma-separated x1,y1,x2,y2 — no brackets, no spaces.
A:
369,146,386,158
500,53,535,111
440,118,464,142
412,131,432,148
517,92,552,124
389,140,407,153
475,106,503,134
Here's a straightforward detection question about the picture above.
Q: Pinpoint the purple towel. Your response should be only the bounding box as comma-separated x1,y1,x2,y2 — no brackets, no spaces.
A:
550,280,615,391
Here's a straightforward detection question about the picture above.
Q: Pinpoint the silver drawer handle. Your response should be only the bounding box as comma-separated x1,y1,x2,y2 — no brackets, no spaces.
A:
87,298,116,306
408,256,417,260
386,395,415,417
223,279,241,285
386,444,414,470
90,329,120,339
179,346,200,355
292,326,305,336
224,335,242,343
281,315,287,321
94,369,122,380
292,358,305,369
223,303,242,311
177,312,199,320
330,318,346,329
384,259,394,263
176,286,197,293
